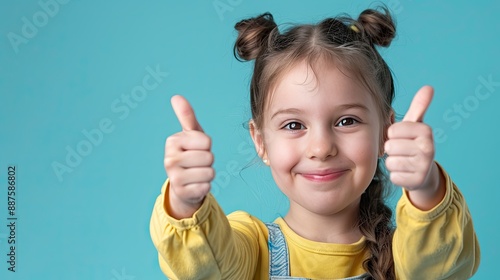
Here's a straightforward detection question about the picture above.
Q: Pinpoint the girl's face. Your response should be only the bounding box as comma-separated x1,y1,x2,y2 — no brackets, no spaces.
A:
251,59,385,217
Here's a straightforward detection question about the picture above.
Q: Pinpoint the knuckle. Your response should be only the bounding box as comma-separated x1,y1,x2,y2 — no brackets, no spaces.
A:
384,141,392,153
192,183,211,201
206,153,215,166
204,183,212,194
207,168,216,181
184,183,208,200
384,157,395,170
387,126,395,138
189,131,211,149
390,173,401,186
418,138,435,155
384,155,392,164
203,134,212,149
165,134,181,150
422,125,433,138
198,183,211,195
164,157,178,169
168,174,182,188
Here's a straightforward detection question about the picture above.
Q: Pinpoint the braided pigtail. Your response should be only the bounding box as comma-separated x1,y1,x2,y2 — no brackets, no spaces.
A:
359,163,395,280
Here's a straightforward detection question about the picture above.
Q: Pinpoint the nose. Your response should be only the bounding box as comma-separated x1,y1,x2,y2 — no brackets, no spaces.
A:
306,128,338,161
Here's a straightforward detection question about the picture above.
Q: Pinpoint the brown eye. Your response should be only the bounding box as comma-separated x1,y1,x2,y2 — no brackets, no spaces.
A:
337,117,358,127
284,122,304,130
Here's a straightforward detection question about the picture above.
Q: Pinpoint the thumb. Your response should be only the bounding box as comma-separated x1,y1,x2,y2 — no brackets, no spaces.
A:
402,85,434,122
171,95,204,132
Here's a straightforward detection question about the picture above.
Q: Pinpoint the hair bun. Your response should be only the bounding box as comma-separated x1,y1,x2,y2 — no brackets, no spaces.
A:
234,12,277,61
357,7,395,47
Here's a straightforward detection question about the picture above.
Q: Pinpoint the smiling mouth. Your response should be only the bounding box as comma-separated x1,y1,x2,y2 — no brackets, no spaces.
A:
300,170,349,182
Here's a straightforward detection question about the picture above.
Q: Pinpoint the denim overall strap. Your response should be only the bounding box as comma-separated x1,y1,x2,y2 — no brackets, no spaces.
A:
266,223,291,277
265,222,369,280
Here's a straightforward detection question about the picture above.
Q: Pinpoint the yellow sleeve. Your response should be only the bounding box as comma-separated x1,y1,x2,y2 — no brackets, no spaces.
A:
149,179,262,280
393,163,480,279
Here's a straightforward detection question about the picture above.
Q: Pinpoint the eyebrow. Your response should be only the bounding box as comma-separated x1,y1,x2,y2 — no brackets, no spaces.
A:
271,103,370,120
337,103,370,112
271,108,303,120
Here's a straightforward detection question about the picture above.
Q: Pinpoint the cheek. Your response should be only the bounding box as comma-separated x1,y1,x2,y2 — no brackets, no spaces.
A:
265,137,299,169
343,131,380,171
263,137,301,190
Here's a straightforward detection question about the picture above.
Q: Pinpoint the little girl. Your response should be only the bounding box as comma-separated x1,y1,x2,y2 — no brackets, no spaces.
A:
150,7,480,279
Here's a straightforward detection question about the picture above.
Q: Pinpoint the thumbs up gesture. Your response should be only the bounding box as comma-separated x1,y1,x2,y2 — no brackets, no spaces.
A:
385,86,445,209
164,95,215,219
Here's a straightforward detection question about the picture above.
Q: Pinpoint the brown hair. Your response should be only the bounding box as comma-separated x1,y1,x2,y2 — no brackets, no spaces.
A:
234,7,396,279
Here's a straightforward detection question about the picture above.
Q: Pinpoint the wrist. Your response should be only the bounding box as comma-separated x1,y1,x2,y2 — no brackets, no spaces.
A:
166,185,204,219
406,162,446,211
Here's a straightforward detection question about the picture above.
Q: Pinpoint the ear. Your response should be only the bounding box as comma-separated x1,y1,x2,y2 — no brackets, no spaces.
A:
249,120,268,162
379,110,395,157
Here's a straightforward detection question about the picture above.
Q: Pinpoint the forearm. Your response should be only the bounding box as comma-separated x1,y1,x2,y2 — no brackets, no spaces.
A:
393,166,480,279
150,182,220,278
150,180,259,279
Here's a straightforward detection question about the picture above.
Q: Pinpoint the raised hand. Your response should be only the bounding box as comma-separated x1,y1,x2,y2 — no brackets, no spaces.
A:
384,86,444,209
164,95,215,219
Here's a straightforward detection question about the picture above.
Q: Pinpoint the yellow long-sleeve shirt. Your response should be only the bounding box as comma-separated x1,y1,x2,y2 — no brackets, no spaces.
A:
150,167,480,279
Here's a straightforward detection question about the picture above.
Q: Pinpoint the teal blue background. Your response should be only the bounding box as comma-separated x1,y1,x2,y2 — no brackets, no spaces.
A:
1,0,498,279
